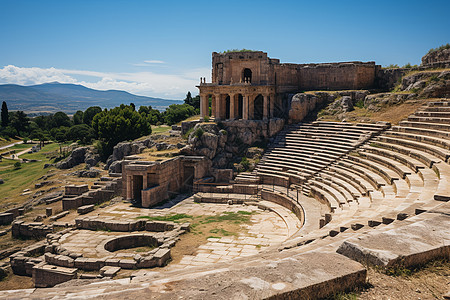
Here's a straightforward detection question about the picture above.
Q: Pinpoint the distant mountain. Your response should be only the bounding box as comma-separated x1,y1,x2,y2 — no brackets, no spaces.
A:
0,82,183,115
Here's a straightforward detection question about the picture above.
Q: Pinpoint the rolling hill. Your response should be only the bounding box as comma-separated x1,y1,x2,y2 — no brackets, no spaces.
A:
0,82,183,115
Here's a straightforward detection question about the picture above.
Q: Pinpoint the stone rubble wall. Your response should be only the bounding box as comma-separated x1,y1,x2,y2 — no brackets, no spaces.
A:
11,221,54,239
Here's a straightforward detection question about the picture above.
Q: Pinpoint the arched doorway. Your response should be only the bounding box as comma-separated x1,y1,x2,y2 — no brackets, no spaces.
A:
242,68,252,83
254,94,263,120
237,94,243,119
225,95,231,119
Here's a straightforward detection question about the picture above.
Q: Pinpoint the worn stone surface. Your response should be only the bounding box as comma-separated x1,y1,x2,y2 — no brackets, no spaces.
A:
1,251,366,299
337,209,450,268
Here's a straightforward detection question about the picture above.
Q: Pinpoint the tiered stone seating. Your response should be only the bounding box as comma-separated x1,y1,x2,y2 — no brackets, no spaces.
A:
249,121,388,186
284,100,449,250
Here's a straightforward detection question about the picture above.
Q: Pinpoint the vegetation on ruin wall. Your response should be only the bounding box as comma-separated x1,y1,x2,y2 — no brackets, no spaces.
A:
0,91,200,160
427,43,450,54
221,49,256,53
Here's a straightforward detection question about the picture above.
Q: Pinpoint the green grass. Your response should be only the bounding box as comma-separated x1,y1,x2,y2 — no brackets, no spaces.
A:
151,125,171,135
0,142,63,201
209,228,236,236
201,211,254,224
136,213,193,223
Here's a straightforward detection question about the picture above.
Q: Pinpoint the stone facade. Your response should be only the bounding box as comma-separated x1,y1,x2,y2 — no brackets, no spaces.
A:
122,156,210,207
198,51,377,121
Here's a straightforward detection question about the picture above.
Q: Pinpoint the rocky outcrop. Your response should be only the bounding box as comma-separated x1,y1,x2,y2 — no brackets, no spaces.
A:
55,147,101,170
422,47,450,68
181,119,284,170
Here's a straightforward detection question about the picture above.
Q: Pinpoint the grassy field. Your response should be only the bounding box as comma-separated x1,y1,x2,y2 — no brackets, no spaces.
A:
0,138,22,148
0,142,65,206
151,125,171,135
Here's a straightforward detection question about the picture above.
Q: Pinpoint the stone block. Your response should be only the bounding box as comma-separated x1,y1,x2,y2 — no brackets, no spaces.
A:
32,264,77,288
153,248,171,267
100,266,120,278
136,257,157,268
77,205,94,215
105,258,120,267
45,208,53,217
0,213,14,225
118,259,136,269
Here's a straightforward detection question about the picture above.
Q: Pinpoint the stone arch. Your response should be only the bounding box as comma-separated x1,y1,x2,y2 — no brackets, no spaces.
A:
254,94,264,120
242,68,252,83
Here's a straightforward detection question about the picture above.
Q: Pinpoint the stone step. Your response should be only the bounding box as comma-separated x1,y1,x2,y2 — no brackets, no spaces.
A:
399,121,450,132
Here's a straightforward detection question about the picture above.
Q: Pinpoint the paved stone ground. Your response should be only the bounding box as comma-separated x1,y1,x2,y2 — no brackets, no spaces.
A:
59,195,299,268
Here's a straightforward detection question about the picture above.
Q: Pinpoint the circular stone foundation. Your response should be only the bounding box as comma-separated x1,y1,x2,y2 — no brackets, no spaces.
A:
104,234,160,252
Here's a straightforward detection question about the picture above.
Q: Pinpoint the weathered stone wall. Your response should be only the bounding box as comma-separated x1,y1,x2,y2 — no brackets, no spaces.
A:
122,156,210,207
374,66,408,91
422,48,450,68
211,51,377,91
297,62,376,91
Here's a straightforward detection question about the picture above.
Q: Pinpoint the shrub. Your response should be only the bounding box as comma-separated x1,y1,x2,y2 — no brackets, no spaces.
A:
203,115,210,122
240,157,250,170
427,43,450,54
355,99,365,109
13,161,21,170
194,128,204,138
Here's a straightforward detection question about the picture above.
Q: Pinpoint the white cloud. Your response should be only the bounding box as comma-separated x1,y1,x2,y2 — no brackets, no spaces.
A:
0,65,210,99
143,60,165,64
132,60,165,67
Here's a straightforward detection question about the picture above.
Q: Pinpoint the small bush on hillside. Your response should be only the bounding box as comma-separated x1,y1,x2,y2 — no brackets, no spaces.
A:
355,99,365,109
13,162,21,170
194,128,204,138
427,43,450,54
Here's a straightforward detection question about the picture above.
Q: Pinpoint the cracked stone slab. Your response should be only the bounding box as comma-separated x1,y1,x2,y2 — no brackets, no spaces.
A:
337,210,450,268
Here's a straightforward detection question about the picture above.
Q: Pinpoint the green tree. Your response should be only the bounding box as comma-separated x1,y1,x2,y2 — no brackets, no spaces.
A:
138,105,162,125
183,91,200,110
73,110,83,125
92,104,152,159
83,106,102,126
52,112,72,128
67,124,95,144
1,101,9,127
10,111,29,135
163,103,196,125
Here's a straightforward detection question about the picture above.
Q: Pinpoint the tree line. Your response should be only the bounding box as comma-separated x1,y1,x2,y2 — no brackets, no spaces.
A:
0,91,200,159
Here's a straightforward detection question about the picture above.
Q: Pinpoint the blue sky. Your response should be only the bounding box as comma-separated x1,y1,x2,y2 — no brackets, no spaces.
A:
0,0,449,99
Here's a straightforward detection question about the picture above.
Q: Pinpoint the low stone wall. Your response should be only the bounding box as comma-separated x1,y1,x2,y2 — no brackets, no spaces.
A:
195,183,258,195
11,221,53,239
260,189,305,225
74,217,188,233
62,178,121,210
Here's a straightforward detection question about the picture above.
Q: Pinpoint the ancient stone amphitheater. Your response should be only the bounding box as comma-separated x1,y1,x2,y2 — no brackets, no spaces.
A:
2,98,448,299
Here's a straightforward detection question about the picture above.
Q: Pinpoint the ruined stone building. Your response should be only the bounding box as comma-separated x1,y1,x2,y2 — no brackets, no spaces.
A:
198,51,377,121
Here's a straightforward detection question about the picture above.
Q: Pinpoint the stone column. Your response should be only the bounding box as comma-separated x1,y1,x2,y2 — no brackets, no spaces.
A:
248,95,254,120
200,94,209,118
270,93,276,118
243,94,249,120
211,95,216,119
263,94,268,120
126,176,132,200
214,94,221,120
229,94,235,120
143,174,148,190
